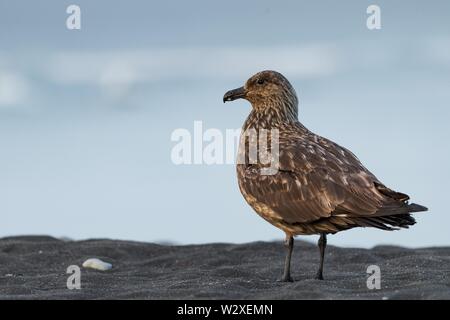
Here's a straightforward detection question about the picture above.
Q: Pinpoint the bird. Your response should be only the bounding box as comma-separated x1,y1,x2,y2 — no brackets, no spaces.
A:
223,70,428,282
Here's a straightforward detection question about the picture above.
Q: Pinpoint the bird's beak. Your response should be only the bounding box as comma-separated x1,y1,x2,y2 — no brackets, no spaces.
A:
223,86,246,103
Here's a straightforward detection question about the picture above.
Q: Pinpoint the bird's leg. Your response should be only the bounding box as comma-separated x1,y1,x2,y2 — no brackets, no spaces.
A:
280,235,294,282
316,233,327,280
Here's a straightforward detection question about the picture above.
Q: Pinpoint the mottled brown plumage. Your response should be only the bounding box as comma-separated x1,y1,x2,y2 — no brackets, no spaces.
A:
223,70,427,281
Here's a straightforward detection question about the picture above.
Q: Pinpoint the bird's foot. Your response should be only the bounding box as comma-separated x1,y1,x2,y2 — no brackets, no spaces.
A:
315,271,324,280
278,275,294,282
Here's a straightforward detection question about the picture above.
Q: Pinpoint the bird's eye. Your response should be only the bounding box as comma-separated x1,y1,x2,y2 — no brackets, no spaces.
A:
257,79,265,85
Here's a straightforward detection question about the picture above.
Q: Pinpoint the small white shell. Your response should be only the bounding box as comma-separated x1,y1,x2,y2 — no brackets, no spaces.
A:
82,258,112,271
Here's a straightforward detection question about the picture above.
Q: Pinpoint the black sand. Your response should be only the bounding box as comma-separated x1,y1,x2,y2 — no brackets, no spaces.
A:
0,236,449,299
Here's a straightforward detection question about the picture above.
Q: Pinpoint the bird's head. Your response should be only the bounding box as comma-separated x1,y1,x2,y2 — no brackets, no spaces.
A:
223,70,298,120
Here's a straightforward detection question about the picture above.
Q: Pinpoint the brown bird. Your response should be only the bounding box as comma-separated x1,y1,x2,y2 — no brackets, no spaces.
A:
223,70,428,281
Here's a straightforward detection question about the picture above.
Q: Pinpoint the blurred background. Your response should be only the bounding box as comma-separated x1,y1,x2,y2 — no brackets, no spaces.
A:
1,0,449,247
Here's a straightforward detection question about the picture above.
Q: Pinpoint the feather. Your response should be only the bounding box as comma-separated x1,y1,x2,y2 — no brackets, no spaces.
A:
229,70,427,236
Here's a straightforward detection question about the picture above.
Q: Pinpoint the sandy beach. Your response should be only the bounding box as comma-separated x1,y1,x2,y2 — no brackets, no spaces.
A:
0,236,448,299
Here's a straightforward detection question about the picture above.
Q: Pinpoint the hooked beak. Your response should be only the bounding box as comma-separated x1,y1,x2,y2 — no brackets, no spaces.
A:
223,86,246,103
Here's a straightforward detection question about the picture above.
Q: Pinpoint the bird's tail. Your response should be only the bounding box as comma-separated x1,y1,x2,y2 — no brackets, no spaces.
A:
353,203,427,231
407,203,428,213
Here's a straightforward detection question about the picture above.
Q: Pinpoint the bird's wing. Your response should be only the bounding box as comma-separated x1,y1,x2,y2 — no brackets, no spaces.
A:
238,134,407,224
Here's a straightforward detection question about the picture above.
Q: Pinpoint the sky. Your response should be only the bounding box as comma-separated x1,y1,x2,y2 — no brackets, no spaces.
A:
1,0,449,248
